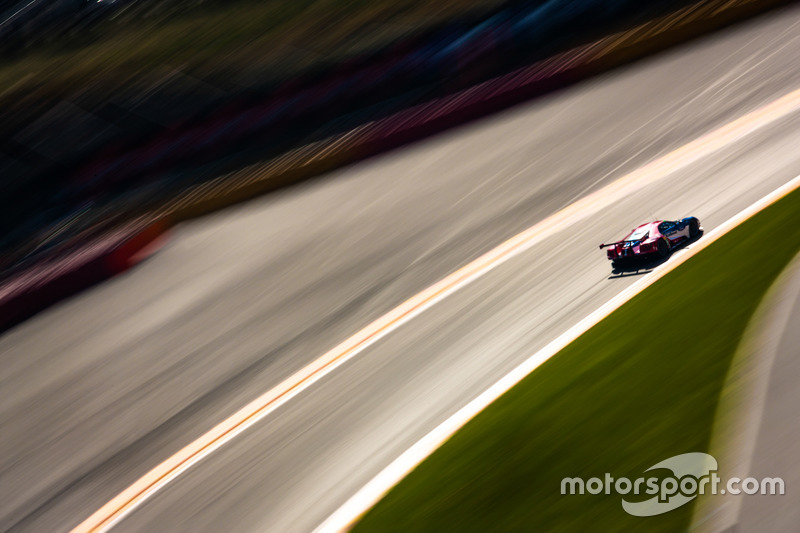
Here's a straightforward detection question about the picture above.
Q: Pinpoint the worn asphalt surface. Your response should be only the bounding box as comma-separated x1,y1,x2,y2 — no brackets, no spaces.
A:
3,5,800,532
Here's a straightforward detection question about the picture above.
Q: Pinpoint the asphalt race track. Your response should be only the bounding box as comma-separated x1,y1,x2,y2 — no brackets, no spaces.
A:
3,6,800,532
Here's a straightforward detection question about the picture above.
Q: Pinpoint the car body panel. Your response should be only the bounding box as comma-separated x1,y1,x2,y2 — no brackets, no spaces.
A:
600,217,700,263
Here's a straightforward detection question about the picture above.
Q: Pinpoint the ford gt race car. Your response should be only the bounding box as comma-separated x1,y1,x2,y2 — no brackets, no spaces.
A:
599,217,702,267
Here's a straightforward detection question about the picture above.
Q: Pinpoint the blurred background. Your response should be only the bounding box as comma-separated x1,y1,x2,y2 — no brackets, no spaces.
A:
2,1,799,532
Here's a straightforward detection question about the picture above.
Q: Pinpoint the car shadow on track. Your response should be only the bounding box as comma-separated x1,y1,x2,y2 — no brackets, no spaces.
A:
607,230,704,279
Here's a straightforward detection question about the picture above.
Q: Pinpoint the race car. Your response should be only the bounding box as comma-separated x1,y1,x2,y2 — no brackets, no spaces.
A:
599,217,702,266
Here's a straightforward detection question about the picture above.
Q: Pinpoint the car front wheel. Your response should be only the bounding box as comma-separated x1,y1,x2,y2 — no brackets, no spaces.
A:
689,219,700,238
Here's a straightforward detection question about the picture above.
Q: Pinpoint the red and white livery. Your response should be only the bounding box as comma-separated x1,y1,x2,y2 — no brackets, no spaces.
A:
599,217,702,267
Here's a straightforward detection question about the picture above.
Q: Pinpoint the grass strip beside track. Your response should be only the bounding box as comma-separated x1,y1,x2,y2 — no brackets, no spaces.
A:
352,186,800,532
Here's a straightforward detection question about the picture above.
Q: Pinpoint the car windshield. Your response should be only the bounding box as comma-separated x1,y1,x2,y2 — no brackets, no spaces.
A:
625,227,649,241
658,221,676,232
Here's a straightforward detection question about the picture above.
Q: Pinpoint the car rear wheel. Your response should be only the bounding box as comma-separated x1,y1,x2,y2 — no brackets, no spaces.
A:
658,238,670,258
689,219,700,238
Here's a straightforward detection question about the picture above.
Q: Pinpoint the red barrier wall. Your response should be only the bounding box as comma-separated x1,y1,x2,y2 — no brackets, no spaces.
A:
0,220,168,332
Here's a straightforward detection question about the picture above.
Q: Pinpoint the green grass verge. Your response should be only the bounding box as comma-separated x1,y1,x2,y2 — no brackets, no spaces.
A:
352,186,800,533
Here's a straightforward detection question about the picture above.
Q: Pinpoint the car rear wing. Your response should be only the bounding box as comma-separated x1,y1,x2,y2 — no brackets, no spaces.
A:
598,241,625,249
